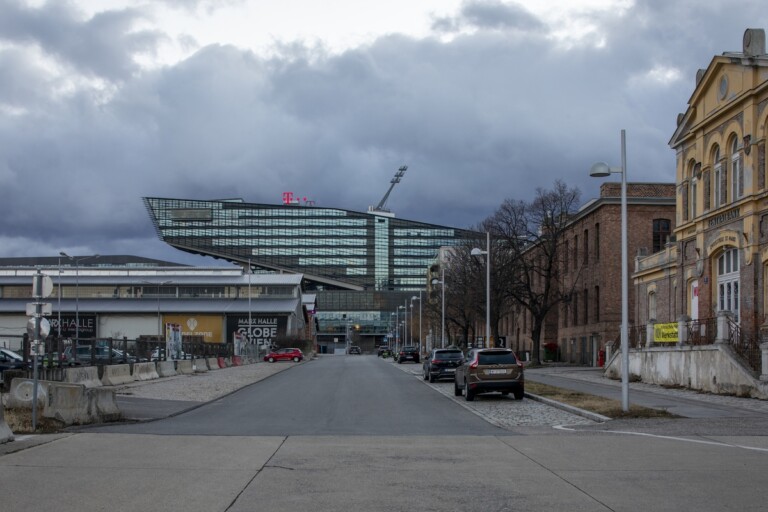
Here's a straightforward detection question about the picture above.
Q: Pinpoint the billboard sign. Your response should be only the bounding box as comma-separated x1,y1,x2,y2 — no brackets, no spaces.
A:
162,315,223,343
50,314,97,339
226,315,287,347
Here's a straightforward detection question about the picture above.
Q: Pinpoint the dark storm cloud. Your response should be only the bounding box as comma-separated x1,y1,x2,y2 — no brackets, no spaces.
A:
432,0,546,33
0,0,767,265
0,0,163,81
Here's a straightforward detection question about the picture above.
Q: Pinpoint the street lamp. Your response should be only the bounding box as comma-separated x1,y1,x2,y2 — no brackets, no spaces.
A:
471,231,491,348
590,128,629,412
59,252,99,361
142,280,174,339
430,266,446,348
411,293,422,354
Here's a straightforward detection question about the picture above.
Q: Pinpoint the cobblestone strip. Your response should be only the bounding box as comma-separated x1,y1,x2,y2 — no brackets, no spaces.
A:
389,360,600,428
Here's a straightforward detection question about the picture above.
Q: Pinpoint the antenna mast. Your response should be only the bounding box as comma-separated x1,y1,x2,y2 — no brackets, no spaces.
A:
373,165,408,212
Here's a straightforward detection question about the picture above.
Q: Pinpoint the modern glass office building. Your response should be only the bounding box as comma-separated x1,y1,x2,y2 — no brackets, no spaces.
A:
144,197,475,347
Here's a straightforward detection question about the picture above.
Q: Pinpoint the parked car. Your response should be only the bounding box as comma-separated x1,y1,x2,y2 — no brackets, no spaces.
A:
264,348,304,363
454,348,524,401
0,347,26,377
422,348,464,383
397,345,420,364
150,347,187,361
377,345,391,357
348,345,362,355
65,345,137,365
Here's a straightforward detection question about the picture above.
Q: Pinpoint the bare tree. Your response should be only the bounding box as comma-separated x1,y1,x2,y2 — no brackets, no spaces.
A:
487,180,582,364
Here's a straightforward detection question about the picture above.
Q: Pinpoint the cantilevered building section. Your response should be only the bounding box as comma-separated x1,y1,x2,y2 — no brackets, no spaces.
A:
144,197,472,291
143,197,475,347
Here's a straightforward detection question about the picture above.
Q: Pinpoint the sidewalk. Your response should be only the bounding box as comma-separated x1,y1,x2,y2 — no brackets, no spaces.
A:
525,365,768,419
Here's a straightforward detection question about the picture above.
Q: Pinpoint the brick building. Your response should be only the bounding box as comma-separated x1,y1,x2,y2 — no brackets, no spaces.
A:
507,183,676,363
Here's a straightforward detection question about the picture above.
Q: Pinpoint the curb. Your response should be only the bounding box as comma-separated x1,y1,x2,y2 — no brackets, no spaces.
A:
524,392,611,423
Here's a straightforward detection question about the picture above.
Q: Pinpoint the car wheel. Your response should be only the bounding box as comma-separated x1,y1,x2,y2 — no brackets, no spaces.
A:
514,388,524,400
454,379,462,396
464,380,475,401
292,356,300,362
268,357,275,363
428,374,436,383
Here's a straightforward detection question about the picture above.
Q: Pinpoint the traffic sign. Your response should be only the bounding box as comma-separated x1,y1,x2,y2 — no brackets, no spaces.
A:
26,303,52,316
26,317,51,338
32,275,54,298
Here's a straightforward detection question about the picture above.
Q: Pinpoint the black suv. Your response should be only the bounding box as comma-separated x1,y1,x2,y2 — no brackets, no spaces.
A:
397,346,420,364
422,348,464,382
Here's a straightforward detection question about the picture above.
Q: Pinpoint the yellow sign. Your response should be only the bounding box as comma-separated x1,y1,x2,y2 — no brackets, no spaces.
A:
653,323,678,343
162,315,224,343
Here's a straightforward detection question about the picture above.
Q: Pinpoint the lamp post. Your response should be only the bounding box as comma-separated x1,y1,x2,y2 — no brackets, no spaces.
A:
403,299,409,347
590,128,629,412
143,280,174,339
431,267,446,348
471,232,491,347
411,293,422,354
59,252,99,361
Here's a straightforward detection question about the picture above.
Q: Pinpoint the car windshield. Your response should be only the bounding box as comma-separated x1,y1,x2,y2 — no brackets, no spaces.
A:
477,352,517,365
435,350,462,359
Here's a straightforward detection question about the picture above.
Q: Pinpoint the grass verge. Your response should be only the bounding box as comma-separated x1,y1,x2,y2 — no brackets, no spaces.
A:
526,381,677,419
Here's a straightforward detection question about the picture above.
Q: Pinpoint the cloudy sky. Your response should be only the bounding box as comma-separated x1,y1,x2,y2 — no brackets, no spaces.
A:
1,0,766,266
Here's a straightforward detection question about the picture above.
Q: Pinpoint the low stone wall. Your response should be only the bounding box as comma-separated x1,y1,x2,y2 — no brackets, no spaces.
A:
604,344,768,399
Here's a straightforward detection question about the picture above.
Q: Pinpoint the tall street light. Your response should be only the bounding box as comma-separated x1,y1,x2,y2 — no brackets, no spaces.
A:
590,128,629,412
411,292,422,354
142,280,174,339
59,252,99,361
430,266,446,348
471,232,491,348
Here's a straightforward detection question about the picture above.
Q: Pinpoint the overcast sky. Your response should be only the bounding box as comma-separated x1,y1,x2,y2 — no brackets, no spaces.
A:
1,0,766,266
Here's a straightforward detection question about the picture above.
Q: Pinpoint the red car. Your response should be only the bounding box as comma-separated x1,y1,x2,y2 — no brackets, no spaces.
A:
264,348,304,363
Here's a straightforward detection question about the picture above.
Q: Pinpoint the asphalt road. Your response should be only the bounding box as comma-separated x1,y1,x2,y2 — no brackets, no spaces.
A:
95,354,510,436
2,356,767,512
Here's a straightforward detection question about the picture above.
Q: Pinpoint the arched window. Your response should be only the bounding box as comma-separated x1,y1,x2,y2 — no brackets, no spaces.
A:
717,247,740,322
713,145,724,208
730,136,743,201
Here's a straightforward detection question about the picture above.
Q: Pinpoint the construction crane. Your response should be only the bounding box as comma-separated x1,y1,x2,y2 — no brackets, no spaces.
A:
372,165,408,213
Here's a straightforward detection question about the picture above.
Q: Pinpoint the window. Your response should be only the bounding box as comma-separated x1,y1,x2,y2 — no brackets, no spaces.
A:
731,137,743,201
594,223,600,260
583,229,589,265
594,286,600,322
652,219,671,253
713,145,725,208
703,170,711,211
573,235,578,269
583,288,589,324
717,247,740,322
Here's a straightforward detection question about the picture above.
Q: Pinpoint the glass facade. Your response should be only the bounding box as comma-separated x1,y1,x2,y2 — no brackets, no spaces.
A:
144,197,475,342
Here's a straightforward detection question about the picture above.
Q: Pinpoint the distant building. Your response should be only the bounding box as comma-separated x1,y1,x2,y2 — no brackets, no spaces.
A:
143,197,476,350
0,257,310,352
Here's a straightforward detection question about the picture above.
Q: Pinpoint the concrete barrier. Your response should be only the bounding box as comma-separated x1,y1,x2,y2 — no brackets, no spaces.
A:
194,358,209,373
231,355,242,366
6,379,121,426
7,378,50,409
101,364,133,386
206,357,219,370
0,405,14,444
217,357,228,368
176,359,194,374
64,366,103,388
132,362,159,381
156,360,177,378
